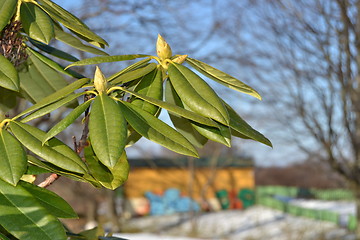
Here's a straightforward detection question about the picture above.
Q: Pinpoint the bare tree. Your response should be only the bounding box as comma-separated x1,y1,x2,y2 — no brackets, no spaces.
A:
211,0,360,233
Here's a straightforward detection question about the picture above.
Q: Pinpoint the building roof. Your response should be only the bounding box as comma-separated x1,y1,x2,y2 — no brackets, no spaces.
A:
128,157,254,168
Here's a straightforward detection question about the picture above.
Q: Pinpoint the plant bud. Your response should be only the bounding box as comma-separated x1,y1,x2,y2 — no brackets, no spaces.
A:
172,55,188,64
156,34,172,60
94,66,107,93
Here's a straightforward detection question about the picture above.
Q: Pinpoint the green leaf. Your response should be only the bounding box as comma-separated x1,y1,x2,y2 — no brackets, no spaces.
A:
131,68,162,114
0,129,27,185
9,121,88,174
0,179,67,240
192,121,231,147
108,58,151,82
0,0,17,32
168,63,229,125
27,155,100,187
29,38,79,62
66,55,150,69
53,25,108,56
20,2,54,44
85,143,129,190
15,77,89,120
121,87,217,127
110,62,157,85
21,92,85,123
89,94,127,168
36,0,107,47
27,47,85,79
0,87,17,112
118,101,199,158
0,55,19,91
43,99,92,144
225,102,272,147
20,181,77,219
186,57,262,100
165,81,208,148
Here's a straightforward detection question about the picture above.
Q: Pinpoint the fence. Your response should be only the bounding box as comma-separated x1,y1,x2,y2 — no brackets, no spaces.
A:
256,186,355,231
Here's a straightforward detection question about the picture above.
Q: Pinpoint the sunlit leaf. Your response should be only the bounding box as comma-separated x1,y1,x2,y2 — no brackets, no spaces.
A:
43,99,92,144
165,81,208,148
168,62,229,125
192,121,231,147
9,121,88,174
89,94,127,168
131,68,162,114
0,55,19,91
20,181,77,218
0,179,67,240
119,101,199,157
36,0,108,47
66,55,150,69
15,77,89,120
21,92,85,123
53,25,108,56
0,129,27,185
186,57,262,100
20,2,54,44
225,102,272,147
120,87,217,127
108,58,151,82
110,62,157,85
0,0,17,32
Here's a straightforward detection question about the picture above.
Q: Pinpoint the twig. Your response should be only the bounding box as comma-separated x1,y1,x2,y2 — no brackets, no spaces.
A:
38,173,59,188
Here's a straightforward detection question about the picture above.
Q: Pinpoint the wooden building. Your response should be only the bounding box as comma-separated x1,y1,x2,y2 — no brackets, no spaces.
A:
123,157,254,214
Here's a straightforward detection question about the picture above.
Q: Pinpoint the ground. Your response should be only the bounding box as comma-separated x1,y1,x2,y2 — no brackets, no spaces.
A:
116,201,357,240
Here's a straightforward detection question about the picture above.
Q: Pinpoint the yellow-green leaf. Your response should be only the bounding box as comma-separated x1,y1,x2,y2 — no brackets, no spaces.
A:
0,0,17,32
20,2,54,44
0,55,19,91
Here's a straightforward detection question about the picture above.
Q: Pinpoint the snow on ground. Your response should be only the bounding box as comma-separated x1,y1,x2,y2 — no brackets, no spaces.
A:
118,204,356,240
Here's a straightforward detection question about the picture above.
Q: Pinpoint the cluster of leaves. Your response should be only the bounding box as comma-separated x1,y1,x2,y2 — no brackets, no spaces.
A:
0,1,271,240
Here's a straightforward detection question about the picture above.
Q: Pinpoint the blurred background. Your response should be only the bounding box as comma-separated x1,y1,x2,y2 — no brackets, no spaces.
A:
33,0,360,239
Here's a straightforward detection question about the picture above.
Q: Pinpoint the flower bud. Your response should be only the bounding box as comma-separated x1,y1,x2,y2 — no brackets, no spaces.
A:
172,55,188,64
156,34,172,60
94,66,107,94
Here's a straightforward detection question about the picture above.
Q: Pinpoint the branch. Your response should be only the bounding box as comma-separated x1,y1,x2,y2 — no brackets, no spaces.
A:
37,173,60,188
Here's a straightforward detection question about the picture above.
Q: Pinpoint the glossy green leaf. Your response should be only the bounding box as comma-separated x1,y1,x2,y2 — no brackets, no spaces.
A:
186,57,262,100
168,63,229,125
131,68,162,114
0,179,67,240
118,101,199,158
36,0,107,47
0,0,17,31
108,58,151,81
192,121,231,147
27,47,85,79
85,143,129,190
0,129,27,185
15,77,89,120
29,38,79,62
225,102,272,147
27,155,100,187
21,92,85,123
89,94,127,168
9,121,88,174
66,55,150,69
0,55,19,91
20,2,54,44
120,87,217,127
43,99,92,144
20,181,77,219
110,63,157,85
54,25,108,56
165,81,208,148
